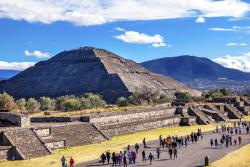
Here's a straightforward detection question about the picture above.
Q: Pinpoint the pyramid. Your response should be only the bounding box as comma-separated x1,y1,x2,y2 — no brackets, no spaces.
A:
0,47,198,102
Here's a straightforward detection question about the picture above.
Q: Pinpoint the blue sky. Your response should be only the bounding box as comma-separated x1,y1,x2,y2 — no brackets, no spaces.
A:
0,0,250,72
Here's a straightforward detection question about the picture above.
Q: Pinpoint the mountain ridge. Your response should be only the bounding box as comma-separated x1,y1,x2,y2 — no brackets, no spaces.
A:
141,55,250,81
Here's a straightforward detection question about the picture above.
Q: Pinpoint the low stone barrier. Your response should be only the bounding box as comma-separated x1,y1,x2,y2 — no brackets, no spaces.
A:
0,112,30,127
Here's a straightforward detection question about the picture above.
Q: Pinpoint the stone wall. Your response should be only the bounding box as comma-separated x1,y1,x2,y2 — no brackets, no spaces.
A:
0,112,30,127
0,146,12,160
97,116,180,137
89,108,176,125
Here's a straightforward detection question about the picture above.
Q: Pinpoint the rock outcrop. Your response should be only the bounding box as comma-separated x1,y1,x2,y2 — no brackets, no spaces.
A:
0,47,198,102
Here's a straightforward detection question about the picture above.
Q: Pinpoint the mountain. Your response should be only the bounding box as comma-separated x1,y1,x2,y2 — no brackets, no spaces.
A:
0,70,20,80
141,55,250,81
0,47,198,102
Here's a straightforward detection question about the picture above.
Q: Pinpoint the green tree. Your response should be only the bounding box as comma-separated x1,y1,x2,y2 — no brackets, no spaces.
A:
0,92,15,110
156,94,172,104
63,99,81,111
84,93,106,108
39,96,55,111
55,95,76,111
220,88,232,96
26,98,40,113
176,92,192,103
16,98,26,111
116,97,129,107
79,97,91,109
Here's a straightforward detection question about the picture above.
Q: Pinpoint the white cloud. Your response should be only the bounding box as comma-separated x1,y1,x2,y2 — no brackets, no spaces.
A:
208,26,250,33
0,61,36,71
226,43,247,46
24,50,50,58
195,16,206,23
213,52,250,72
115,27,125,32
114,31,166,47
0,0,249,26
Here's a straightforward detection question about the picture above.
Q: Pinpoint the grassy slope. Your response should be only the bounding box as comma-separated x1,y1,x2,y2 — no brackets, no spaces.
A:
211,116,250,167
0,124,219,167
211,144,250,167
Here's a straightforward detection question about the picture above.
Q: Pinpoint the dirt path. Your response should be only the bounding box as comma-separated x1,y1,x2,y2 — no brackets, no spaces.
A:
77,126,250,167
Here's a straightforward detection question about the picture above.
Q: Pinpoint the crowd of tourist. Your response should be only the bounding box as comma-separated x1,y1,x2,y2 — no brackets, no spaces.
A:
97,129,203,166
210,122,250,149
60,121,250,167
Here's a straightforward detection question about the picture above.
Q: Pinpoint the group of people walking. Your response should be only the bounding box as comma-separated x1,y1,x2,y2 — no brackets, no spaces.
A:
211,122,249,149
98,129,203,166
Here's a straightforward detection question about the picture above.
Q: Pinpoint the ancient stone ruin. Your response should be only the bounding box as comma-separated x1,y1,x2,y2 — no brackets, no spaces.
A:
0,96,249,161
0,47,198,103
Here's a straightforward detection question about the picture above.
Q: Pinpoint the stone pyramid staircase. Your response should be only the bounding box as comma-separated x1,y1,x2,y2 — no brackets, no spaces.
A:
188,107,214,125
45,123,106,147
204,105,229,121
224,105,242,119
4,128,51,159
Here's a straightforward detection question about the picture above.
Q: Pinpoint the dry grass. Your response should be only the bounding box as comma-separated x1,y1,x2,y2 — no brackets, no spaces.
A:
211,144,250,167
0,124,219,167
30,105,152,117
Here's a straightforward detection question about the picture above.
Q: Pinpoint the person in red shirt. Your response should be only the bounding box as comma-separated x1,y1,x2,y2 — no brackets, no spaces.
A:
70,157,74,167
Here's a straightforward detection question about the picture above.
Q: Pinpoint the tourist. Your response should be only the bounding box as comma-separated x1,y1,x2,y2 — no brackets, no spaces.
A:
156,147,161,159
128,151,133,164
132,151,137,164
123,153,128,167
169,148,173,159
246,126,249,134
112,152,117,166
210,138,214,147
127,145,131,151
226,137,229,148
162,138,166,149
100,153,106,164
135,143,140,153
61,155,66,167
117,152,122,165
215,138,218,147
234,139,237,146
220,138,224,148
142,150,146,162
143,138,147,148
159,135,162,146
106,151,111,164
69,157,74,167
238,136,242,145
148,153,154,165
174,148,178,159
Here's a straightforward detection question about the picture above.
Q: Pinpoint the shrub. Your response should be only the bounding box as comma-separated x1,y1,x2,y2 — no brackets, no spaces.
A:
84,93,106,108
0,92,15,110
156,94,172,104
39,96,55,111
26,98,40,113
55,95,76,111
116,97,129,107
16,98,26,111
79,97,91,109
63,99,81,111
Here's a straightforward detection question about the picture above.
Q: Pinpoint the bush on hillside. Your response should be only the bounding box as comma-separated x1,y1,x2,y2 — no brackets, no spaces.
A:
16,98,26,111
84,93,106,108
116,97,129,107
39,96,55,111
26,98,40,113
63,98,81,111
0,92,15,110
